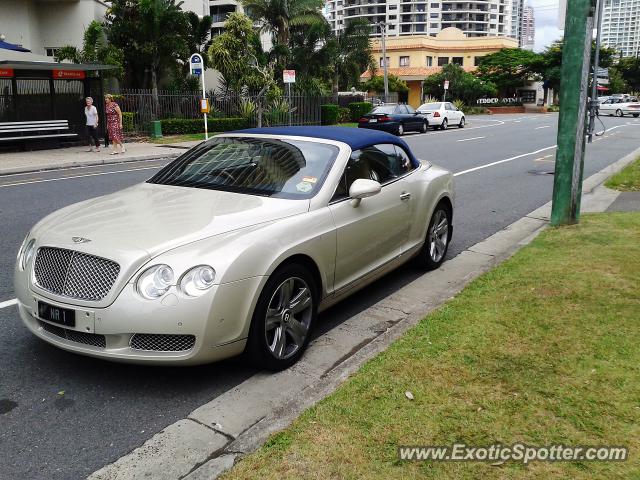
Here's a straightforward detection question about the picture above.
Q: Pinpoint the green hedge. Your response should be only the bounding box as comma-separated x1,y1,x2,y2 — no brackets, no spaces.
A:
338,107,351,123
122,112,135,132
159,117,248,135
348,102,373,121
321,104,340,125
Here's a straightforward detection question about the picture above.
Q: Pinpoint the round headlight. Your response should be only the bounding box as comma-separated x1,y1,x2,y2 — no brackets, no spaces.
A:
21,239,36,271
136,264,174,300
180,265,216,297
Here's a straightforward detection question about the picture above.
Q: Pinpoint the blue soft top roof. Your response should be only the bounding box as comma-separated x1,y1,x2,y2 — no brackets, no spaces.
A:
234,126,420,168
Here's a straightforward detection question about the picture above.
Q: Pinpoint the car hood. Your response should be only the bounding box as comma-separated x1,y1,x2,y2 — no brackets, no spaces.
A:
33,183,310,258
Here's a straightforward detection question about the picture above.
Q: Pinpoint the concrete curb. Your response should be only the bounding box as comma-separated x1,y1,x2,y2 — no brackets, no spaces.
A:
0,150,185,177
87,146,640,480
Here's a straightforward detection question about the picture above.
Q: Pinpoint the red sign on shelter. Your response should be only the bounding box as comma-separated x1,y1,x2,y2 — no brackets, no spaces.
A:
0,68,14,77
52,69,85,80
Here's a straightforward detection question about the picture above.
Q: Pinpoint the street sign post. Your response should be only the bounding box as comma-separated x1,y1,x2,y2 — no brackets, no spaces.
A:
443,80,449,102
190,53,208,140
283,70,295,125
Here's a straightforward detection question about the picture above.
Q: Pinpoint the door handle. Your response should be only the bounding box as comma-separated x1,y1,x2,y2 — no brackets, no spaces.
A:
400,192,411,201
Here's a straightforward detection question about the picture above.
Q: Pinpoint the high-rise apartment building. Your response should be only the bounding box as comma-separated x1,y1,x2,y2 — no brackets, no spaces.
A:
326,0,515,39
510,0,524,45
521,5,534,50
600,0,640,57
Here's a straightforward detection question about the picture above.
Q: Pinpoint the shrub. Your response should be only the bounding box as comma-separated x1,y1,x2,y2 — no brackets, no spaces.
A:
453,99,465,111
121,112,135,132
464,106,489,115
159,117,248,135
321,104,340,125
547,104,560,112
338,107,351,123
348,102,373,121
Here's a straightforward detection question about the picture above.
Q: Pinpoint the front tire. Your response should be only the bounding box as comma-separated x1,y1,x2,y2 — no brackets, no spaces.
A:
397,123,404,136
458,116,465,128
245,264,318,371
615,109,624,117
414,202,452,270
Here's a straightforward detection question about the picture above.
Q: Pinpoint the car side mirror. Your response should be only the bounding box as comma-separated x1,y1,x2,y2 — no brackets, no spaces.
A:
349,178,381,206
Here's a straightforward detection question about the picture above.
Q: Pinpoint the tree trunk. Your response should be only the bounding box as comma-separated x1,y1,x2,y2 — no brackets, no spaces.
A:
151,67,160,119
332,67,339,102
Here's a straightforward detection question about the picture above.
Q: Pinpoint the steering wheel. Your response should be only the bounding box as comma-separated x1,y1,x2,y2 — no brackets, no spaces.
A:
208,170,236,184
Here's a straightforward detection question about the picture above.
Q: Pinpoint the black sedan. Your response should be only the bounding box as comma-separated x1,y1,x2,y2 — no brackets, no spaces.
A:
357,104,428,136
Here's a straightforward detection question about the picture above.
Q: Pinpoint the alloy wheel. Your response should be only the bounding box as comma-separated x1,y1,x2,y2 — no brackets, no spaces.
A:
441,119,448,130
397,124,404,135
615,109,623,117
428,209,449,263
264,277,313,360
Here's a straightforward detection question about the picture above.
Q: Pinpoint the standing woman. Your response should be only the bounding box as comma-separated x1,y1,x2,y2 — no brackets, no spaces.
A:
104,94,126,155
84,97,100,152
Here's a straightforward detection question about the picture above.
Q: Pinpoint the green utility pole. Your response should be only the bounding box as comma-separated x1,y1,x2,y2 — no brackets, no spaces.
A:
550,0,596,226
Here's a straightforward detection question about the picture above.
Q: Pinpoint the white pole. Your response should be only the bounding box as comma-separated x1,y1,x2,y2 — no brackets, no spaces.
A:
201,67,208,140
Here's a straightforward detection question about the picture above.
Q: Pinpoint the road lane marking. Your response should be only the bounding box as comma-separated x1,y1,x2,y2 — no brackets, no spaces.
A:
454,146,557,177
535,126,551,130
534,154,555,162
0,166,161,188
457,136,486,142
404,119,506,138
0,298,17,309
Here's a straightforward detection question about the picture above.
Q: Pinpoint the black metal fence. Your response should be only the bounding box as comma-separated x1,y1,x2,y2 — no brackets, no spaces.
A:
109,88,389,134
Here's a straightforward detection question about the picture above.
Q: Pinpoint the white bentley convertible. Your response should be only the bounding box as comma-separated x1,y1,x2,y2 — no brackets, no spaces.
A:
14,127,454,370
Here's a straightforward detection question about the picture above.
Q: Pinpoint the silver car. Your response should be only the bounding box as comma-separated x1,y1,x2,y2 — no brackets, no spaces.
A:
14,127,454,370
416,102,466,129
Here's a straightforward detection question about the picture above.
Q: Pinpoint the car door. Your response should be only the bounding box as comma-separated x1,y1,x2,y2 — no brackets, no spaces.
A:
445,102,459,122
328,144,412,292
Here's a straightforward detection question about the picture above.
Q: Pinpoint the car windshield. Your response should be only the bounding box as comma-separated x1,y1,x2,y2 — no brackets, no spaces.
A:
419,103,441,111
148,136,339,199
370,106,396,114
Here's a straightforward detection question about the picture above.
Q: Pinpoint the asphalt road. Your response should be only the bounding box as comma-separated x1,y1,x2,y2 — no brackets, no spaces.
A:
1,113,639,479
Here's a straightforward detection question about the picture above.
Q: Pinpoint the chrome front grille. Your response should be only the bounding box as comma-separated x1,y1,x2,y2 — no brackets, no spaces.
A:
34,247,120,301
39,320,107,348
130,334,196,352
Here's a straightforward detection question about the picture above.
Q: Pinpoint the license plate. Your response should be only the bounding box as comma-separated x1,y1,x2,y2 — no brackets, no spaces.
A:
38,301,75,327
369,118,378,123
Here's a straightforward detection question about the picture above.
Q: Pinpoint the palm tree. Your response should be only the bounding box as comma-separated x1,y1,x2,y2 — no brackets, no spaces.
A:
184,11,214,69
241,0,325,47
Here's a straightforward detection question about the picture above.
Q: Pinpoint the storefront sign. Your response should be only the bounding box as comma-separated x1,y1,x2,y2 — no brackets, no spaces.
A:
283,70,296,83
477,97,522,105
52,69,86,80
0,68,14,77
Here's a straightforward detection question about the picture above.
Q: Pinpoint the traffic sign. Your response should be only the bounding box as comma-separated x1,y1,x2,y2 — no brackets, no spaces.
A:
444,80,449,90
190,53,203,76
283,70,296,84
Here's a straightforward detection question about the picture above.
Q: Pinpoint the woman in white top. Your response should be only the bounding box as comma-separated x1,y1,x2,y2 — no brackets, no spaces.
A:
84,97,100,152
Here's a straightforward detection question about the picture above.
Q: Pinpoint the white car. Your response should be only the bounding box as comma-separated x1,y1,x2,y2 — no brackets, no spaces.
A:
416,102,465,129
598,98,640,117
14,127,454,370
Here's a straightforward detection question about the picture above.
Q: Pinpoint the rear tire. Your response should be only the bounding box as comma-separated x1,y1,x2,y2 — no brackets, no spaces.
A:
458,116,465,128
245,264,318,371
414,201,452,271
634,114,639,118
420,121,428,133
441,118,448,130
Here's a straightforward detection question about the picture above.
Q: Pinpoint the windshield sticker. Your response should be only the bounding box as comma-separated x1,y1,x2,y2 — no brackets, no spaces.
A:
302,176,318,184
296,181,313,193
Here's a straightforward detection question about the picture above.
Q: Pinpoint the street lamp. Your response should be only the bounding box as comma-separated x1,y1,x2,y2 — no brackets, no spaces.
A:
376,21,389,102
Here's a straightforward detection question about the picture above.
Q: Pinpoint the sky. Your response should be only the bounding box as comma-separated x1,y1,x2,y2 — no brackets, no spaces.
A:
531,0,563,52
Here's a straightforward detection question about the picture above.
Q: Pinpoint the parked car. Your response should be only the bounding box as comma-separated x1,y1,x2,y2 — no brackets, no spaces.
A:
416,102,466,130
598,97,640,117
14,127,454,370
357,104,428,136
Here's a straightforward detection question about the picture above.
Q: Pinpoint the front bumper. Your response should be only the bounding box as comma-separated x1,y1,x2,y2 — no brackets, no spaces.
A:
15,276,266,365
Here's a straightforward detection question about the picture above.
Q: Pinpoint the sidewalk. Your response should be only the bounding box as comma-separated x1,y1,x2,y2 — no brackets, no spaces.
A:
0,140,203,176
